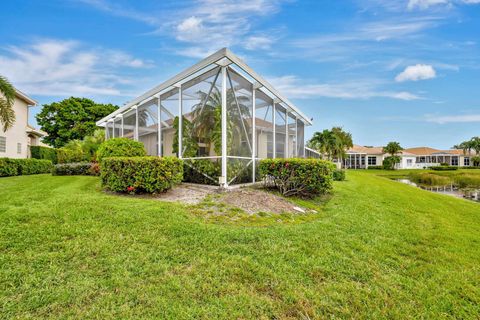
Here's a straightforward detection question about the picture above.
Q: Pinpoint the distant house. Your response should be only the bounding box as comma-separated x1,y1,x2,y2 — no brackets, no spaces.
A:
337,145,477,169
0,89,47,158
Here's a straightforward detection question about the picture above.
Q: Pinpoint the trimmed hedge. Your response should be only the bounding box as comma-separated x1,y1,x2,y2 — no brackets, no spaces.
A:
333,169,346,181
367,165,383,170
56,148,85,164
259,158,336,197
52,162,99,176
0,158,53,177
30,146,57,164
431,166,458,171
97,138,146,162
101,157,183,194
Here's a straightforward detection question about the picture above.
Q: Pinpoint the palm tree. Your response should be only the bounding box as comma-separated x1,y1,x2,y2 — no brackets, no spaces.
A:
383,141,403,170
191,86,251,156
331,126,353,163
0,75,16,132
308,129,335,159
383,141,403,156
308,127,353,162
454,137,480,156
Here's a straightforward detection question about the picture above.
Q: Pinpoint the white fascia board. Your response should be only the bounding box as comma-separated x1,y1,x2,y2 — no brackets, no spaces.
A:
223,48,313,126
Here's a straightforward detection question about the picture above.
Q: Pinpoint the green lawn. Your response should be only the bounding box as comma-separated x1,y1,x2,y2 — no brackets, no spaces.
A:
1,172,479,319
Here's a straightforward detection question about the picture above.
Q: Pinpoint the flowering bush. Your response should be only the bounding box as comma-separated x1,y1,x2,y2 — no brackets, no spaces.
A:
101,156,183,194
259,158,336,197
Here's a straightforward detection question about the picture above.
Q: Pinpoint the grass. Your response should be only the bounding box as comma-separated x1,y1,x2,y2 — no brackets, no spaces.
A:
408,172,452,186
1,172,479,318
374,168,480,188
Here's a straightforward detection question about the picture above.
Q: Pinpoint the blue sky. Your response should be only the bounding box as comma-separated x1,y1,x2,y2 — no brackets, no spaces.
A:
0,0,479,149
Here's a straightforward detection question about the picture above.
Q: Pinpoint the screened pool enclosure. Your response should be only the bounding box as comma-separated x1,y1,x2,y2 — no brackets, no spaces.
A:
97,48,312,187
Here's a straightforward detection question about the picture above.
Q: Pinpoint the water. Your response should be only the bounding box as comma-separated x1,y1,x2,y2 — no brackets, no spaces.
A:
396,179,480,202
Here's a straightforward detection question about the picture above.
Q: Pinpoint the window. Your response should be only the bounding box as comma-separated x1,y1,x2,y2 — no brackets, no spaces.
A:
17,143,22,154
464,157,470,166
0,136,5,152
407,159,413,166
451,156,458,166
367,156,377,166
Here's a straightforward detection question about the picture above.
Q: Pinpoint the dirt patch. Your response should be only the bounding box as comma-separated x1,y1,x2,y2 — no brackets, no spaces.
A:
154,183,217,205
154,184,317,217
218,188,304,214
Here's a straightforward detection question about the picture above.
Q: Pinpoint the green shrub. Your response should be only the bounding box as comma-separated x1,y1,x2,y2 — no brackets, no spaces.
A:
101,157,183,194
367,165,383,170
333,169,346,181
97,138,146,161
52,162,98,176
0,158,19,176
0,158,52,177
259,158,336,197
56,148,84,164
431,166,458,171
383,156,401,170
471,156,480,167
30,146,57,164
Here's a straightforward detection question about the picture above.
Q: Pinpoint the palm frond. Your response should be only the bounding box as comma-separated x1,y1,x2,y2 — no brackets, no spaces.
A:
0,75,16,131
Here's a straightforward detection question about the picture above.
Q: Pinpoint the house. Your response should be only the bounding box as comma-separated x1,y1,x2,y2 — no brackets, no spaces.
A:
0,89,47,158
339,145,477,169
97,48,312,187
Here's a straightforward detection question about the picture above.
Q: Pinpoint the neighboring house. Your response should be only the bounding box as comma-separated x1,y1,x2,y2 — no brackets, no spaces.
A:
0,89,47,158
97,48,312,187
337,144,477,169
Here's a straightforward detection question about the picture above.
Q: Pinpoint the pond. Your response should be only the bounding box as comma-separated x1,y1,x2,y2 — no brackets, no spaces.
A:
396,178,480,202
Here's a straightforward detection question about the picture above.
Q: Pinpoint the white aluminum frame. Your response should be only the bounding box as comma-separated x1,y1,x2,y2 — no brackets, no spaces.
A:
97,48,313,187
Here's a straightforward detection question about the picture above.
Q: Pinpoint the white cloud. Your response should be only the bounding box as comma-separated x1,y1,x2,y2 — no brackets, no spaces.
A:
268,75,421,100
407,0,480,9
169,0,282,54
407,0,448,10
0,39,150,97
77,0,283,57
425,114,480,123
395,64,436,82
76,0,159,26
244,35,275,50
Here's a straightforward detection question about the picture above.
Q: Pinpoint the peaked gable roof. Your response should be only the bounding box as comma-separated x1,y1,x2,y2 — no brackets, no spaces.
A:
14,89,37,106
97,48,312,126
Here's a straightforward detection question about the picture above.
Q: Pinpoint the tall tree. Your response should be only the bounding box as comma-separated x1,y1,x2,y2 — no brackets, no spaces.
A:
308,127,353,161
383,141,403,156
383,141,403,170
36,97,118,148
0,75,16,132
454,137,480,155
331,126,353,162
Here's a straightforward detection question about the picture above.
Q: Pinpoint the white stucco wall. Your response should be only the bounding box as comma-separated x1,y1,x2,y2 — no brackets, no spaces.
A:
0,96,30,158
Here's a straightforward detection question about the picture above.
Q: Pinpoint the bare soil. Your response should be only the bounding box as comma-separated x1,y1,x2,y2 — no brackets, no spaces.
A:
218,188,302,214
154,183,217,205
156,183,311,215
